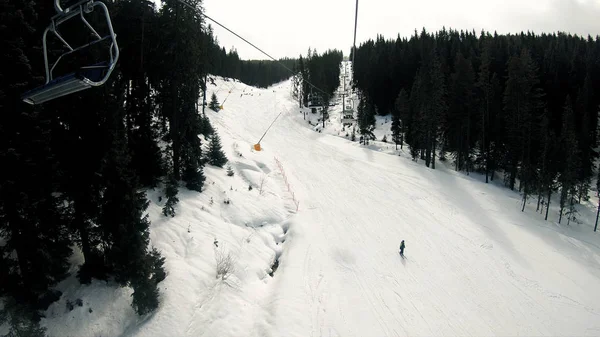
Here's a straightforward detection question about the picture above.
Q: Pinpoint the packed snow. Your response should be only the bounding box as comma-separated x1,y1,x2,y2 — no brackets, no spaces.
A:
37,66,600,336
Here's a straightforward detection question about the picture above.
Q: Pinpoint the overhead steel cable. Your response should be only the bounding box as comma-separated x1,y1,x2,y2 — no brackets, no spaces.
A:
177,0,329,97
352,0,359,66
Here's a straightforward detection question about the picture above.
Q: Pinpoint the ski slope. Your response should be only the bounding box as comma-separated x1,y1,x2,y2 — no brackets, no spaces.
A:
37,74,600,337
205,77,600,336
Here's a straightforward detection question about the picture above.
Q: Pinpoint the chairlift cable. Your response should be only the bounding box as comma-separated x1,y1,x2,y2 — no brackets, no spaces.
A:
176,0,329,97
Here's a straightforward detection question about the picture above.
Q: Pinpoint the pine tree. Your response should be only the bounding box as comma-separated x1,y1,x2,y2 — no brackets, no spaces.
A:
448,52,476,173
503,54,525,190
477,42,493,182
407,71,424,160
538,114,557,220
208,133,228,167
427,52,446,169
227,165,234,176
517,49,544,211
575,75,594,202
94,88,164,314
163,173,179,217
0,298,47,337
199,112,214,137
357,94,376,144
183,155,205,192
130,248,165,315
559,96,579,223
0,0,72,311
392,89,408,150
209,92,220,111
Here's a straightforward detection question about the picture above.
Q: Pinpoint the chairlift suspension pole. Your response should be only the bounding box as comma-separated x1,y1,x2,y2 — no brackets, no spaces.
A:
352,0,359,67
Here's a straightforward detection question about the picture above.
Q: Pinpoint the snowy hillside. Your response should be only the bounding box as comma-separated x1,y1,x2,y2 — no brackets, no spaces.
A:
36,73,600,337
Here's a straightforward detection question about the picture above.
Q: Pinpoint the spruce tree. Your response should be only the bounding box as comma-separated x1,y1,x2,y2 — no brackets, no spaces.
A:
477,42,493,182
448,52,476,173
0,0,72,312
199,113,214,137
130,248,165,315
0,298,47,337
559,96,579,223
163,173,179,217
208,133,228,167
357,94,376,144
427,52,446,169
209,92,220,111
503,55,525,190
183,154,205,192
407,69,425,161
575,75,594,202
392,89,408,150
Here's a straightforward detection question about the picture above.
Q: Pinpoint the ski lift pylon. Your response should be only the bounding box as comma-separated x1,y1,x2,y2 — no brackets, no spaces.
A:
21,0,120,105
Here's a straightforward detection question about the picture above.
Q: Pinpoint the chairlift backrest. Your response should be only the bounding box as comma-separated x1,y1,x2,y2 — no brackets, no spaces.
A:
21,0,119,105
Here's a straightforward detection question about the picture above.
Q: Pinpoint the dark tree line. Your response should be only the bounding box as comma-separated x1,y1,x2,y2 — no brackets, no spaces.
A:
0,0,230,333
293,48,343,107
353,28,600,223
210,46,297,88
205,30,297,88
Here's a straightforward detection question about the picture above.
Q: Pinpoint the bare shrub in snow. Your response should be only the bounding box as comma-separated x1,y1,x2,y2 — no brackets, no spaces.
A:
215,248,235,280
259,175,267,196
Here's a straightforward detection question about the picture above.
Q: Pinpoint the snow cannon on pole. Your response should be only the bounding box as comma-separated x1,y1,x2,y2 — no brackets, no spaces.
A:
254,111,283,152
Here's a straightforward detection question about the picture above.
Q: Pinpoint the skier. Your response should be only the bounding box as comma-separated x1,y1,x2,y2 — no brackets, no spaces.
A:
399,240,405,256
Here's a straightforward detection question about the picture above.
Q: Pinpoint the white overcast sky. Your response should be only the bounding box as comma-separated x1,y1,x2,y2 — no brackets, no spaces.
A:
200,0,600,60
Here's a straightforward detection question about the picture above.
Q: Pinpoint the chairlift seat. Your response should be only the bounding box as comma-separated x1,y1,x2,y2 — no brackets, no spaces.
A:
21,0,119,105
22,62,109,105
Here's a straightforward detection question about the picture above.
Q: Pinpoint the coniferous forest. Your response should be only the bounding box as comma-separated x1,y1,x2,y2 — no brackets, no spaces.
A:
352,29,600,222
292,48,344,107
0,0,305,333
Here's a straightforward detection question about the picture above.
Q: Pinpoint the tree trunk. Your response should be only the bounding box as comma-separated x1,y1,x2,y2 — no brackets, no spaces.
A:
558,206,563,224
75,199,92,263
7,205,33,300
595,198,599,231
484,95,489,183
425,131,431,167
568,193,575,225
432,137,436,169
510,164,517,190
400,132,404,150
545,188,552,221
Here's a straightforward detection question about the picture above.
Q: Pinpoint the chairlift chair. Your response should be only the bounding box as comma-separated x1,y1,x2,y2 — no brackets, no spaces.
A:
21,0,119,105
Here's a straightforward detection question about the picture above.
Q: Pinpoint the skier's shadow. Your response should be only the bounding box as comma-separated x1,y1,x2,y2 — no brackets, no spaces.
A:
400,253,406,266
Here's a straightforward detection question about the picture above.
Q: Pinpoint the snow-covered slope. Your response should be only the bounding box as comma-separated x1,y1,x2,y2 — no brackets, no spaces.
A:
201,75,600,336
40,73,600,337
